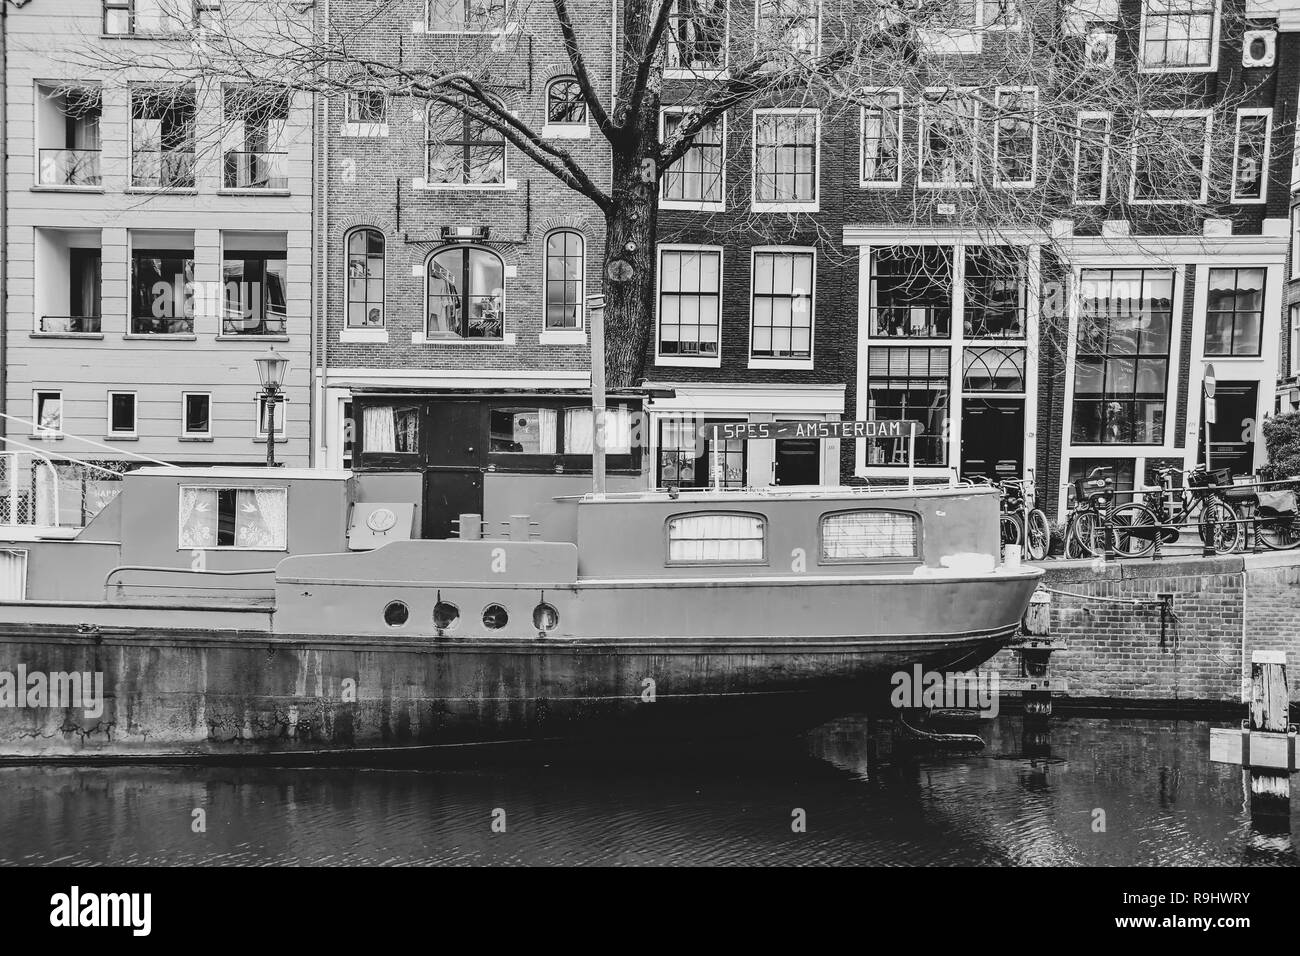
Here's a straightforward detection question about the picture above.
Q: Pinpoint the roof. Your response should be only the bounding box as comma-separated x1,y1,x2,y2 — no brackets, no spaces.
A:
132,467,353,481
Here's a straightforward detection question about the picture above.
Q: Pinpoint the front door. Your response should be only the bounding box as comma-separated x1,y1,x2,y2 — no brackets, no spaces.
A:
960,399,1025,480
1205,382,1258,477
774,438,821,486
423,401,484,538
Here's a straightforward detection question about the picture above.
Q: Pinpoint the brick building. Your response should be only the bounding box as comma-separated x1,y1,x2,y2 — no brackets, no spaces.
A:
2,0,315,467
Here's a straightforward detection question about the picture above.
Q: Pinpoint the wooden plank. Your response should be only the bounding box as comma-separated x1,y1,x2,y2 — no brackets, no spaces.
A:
1209,727,1298,770
1250,652,1289,733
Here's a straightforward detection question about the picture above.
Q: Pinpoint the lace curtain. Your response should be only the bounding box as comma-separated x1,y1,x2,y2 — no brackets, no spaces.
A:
238,489,287,549
364,405,396,453
179,487,218,548
564,406,633,454
821,511,918,560
178,487,287,550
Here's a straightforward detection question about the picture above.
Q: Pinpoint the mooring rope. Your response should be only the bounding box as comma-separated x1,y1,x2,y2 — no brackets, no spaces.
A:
1038,584,1169,608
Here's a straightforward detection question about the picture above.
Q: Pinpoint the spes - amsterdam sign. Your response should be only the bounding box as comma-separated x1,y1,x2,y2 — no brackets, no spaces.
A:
701,420,923,441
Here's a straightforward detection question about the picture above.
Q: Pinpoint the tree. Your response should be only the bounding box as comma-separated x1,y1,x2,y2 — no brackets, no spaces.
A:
65,0,1263,386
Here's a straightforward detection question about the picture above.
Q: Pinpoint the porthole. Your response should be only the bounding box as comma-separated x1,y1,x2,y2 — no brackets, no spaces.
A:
533,603,559,631
433,601,459,630
482,604,508,630
384,601,409,627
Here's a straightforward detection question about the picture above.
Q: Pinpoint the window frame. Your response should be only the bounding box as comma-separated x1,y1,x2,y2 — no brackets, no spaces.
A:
664,0,730,79
176,484,288,553
425,0,515,34
423,243,506,340
750,107,820,213
543,76,588,139
255,395,288,440
858,88,903,189
664,510,768,567
1203,266,1266,358
655,244,724,367
660,108,727,212
33,390,63,438
1291,206,1300,281
748,245,816,369
344,88,388,137
1129,109,1211,205
128,84,198,192
917,87,979,189
1290,303,1300,377
424,99,508,189
542,228,585,332
993,86,1037,189
103,0,214,36
1073,111,1111,206
818,508,922,565
345,227,387,330
753,0,821,59
1138,0,1220,73
181,391,212,439
1231,108,1272,205
107,389,138,437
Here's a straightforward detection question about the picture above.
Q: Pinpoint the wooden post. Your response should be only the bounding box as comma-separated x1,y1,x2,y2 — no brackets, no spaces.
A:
1022,587,1050,637
588,294,607,498
1249,650,1290,818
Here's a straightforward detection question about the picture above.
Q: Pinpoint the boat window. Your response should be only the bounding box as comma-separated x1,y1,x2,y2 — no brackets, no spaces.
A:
433,601,459,631
179,486,287,550
482,604,508,629
490,407,555,453
533,603,559,632
363,404,419,453
667,512,765,564
384,601,409,627
562,405,634,453
820,510,919,561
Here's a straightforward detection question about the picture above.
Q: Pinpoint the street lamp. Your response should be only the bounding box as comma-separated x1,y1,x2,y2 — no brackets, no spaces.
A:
254,348,289,467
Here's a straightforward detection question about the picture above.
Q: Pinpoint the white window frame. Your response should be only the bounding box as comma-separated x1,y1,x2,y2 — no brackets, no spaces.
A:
1138,0,1220,74
422,244,508,342
659,108,727,212
1291,206,1300,280
993,86,1037,189
181,391,212,439
859,88,904,189
107,389,138,437
654,243,725,368
177,485,288,553
748,245,816,371
342,88,388,138
977,0,1022,30
421,0,518,35
917,87,979,190
751,108,820,213
1231,107,1272,205
33,390,63,438
256,395,288,440
1073,111,1111,206
752,0,822,59
418,100,514,192
1290,303,1300,377
540,228,586,344
541,76,590,140
664,0,730,80
342,226,388,342
1128,109,1211,205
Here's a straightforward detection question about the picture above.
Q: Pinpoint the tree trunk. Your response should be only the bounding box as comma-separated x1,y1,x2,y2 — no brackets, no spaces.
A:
601,145,658,389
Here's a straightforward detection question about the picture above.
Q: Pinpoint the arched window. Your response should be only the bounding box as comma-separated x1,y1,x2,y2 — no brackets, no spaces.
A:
427,245,504,339
346,228,385,328
427,98,506,185
544,230,584,330
545,77,586,127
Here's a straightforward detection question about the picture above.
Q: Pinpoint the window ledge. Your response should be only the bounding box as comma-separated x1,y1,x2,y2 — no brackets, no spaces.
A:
751,201,819,214
541,124,590,140
655,354,722,369
411,331,516,345
180,435,214,442
253,436,289,444
412,21,521,35
31,185,103,193
341,328,389,343
749,357,814,371
663,69,729,81
539,330,587,346
126,187,199,195
215,334,291,342
123,333,197,341
105,434,139,441
217,189,292,197
100,32,188,40
27,434,64,441
660,199,726,213
342,123,389,137
30,332,105,340
411,178,518,192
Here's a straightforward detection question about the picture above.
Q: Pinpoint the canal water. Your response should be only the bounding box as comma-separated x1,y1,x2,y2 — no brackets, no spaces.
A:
1,715,1296,866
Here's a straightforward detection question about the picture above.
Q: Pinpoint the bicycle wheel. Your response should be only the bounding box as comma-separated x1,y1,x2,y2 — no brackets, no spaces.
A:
1065,510,1105,558
1000,513,1022,551
1199,500,1243,554
1107,502,1159,558
1258,512,1300,550
1025,509,1051,560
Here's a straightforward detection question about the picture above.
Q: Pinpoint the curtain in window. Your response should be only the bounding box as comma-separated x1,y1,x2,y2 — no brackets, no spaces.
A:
564,406,633,454
240,489,287,549
363,405,396,453
538,408,558,454
821,511,917,560
668,513,764,562
179,487,218,548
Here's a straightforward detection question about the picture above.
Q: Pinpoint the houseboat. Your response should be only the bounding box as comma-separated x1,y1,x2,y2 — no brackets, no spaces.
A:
0,407,1042,759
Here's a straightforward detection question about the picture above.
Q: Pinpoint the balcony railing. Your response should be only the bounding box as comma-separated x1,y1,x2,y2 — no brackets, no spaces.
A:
38,148,102,187
131,150,197,189
222,310,288,335
131,315,194,335
40,315,102,334
223,150,289,190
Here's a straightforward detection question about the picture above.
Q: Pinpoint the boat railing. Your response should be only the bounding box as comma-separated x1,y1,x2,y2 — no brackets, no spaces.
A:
104,566,277,602
560,480,975,503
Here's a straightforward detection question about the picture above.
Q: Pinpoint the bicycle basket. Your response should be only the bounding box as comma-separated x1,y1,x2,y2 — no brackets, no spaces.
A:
1074,475,1113,503
1259,490,1298,515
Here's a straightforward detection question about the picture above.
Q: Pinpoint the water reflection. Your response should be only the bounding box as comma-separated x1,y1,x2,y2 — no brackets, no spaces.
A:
0,716,1295,866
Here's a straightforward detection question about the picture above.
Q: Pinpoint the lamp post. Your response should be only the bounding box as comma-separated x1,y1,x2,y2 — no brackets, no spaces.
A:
254,348,289,467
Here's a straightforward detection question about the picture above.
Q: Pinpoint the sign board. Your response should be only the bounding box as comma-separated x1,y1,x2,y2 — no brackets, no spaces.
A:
701,420,923,441
1205,397,1217,424
1204,363,1216,399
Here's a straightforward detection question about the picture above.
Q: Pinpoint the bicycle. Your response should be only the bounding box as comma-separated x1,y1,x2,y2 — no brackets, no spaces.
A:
1256,486,1300,550
1063,466,1160,559
1142,464,1243,555
999,473,1051,561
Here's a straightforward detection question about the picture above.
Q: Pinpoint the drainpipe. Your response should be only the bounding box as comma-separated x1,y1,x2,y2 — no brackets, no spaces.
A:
314,0,330,468
1,0,11,447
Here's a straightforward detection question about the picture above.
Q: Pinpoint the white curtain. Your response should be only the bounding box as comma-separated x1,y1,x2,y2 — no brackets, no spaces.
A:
179,487,218,549
363,405,396,453
564,406,632,454
822,511,917,560
537,408,558,454
668,514,764,563
238,488,288,549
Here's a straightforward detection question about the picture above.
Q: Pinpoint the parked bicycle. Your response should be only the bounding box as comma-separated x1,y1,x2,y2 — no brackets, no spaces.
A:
1063,466,1160,559
997,472,1052,561
1255,486,1300,549
1142,464,1242,555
